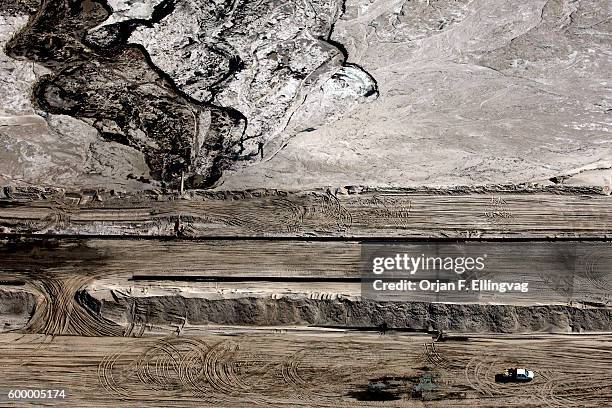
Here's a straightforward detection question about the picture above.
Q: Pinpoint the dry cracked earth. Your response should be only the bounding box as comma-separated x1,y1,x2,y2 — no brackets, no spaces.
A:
1,0,612,407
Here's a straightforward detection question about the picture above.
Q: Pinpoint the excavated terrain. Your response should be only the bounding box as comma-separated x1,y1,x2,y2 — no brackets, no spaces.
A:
0,332,611,407
0,0,610,189
1,0,378,189
0,0,611,406
1,237,610,338
94,295,612,334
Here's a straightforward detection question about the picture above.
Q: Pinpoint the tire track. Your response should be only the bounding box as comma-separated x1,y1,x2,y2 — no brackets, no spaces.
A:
97,337,279,405
23,275,124,336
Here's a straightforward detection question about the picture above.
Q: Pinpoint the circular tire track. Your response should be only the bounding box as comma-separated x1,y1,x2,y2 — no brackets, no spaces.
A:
98,337,279,405
98,337,214,401
540,376,612,407
577,248,611,293
24,276,124,337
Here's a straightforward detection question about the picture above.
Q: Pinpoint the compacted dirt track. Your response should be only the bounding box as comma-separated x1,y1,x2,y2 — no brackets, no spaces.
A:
0,331,610,407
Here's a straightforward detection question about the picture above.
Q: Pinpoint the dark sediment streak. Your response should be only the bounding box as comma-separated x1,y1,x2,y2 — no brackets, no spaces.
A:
5,0,248,189
4,0,378,189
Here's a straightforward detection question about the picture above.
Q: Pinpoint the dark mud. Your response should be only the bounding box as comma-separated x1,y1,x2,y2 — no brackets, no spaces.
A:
0,0,41,15
4,0,376,189
5,0,248,188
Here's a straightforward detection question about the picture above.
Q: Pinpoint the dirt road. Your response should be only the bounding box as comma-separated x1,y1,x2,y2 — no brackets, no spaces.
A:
0,331,610,407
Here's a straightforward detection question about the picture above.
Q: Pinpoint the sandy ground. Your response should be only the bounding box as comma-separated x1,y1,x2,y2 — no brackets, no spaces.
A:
1,238,610,336
0,331,610,407
216,0,612,190
2,189,611,237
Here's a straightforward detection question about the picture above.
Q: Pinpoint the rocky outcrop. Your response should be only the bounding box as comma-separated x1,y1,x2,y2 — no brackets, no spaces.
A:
123,0,378,159
3,0,377,189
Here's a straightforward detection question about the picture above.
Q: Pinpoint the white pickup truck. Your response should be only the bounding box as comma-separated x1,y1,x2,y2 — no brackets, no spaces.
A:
495,368,535,383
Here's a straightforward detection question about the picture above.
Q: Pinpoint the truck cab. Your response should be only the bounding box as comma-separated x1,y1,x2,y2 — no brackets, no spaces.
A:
495,368,535,383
